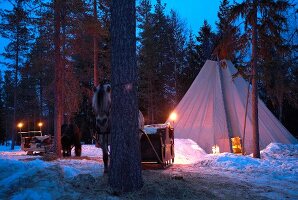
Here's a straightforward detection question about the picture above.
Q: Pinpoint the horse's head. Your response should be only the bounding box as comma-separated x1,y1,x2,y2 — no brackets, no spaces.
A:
92,82,111,133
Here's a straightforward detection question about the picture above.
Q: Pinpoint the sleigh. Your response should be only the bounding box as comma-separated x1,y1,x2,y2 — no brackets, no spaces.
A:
19,131,54,155
140,124,174,168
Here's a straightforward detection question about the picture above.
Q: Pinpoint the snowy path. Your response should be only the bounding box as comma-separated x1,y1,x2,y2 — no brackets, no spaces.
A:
0,140,297,199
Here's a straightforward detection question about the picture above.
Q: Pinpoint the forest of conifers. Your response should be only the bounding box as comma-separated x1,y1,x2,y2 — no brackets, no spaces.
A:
0,0,297,142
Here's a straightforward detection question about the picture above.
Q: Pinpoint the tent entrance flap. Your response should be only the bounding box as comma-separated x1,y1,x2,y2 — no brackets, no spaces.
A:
217,61,233,152
231,137,242,154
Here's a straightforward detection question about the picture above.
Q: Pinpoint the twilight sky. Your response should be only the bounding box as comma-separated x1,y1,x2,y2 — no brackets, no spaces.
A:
154,0,221,32
0,0,222,71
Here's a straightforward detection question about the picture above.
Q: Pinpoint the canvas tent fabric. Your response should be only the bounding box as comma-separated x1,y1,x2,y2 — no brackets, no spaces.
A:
170,60,297,154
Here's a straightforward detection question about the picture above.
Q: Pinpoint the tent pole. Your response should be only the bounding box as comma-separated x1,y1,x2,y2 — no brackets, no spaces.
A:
242,78,251,155
217,60,233,153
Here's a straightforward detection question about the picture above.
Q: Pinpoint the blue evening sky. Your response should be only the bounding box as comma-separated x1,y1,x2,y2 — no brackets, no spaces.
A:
0,0,223,71
154,0,221,32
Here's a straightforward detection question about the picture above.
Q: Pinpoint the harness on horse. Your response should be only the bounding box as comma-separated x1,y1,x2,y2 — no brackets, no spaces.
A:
93,121,110,149
93,106,111,149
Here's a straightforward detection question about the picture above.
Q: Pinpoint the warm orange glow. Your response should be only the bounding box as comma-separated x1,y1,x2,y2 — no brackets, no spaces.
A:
17,122,24,129
38,122,43,127
231,137,242,154
212,145,220,154
169,112,177,121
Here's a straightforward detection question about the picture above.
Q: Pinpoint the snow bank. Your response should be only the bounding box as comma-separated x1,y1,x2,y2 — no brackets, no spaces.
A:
0,145,103,200
261,143,298,159
11,189,53,200
0,158,66,200
0,144,21,152
194,143,298,198
174,139,206,164
198,153,261,171
79,144,102,158
197,143,298,174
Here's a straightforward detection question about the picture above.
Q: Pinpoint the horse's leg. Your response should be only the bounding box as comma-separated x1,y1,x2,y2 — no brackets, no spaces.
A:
67,145,71,156
102,148,109,173
102,134,109,173
62,148,65,157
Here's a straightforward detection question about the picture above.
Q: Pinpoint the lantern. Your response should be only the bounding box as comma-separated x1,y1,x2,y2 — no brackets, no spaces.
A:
212,145,220,154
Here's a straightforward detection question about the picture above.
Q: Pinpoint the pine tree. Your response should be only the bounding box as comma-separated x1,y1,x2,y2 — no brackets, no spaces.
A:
54,0,63,157
138,0,187,122
138,0,170,123
178,32,200,100
98,0,111,80
230,0,291,158
0,0,34,149
2,71,14,142
257,0,292,121
215,0,247,62
0,71,5,145
151,0,170,122
137,0,155,123
60,0,91,122
196,20,216,67
18,64,40,127
28,35,55,120
93,0,99,87
27,2,57,132
167,10,186,106
229,0,260,158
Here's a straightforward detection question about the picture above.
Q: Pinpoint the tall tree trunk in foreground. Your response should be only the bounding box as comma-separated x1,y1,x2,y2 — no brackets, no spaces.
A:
251,0,260,158
54,0,62,157
109,0,143,192
93,0,99,87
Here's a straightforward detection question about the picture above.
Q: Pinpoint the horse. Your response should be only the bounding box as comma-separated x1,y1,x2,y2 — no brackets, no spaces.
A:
61,123,82,157
92,81,144,173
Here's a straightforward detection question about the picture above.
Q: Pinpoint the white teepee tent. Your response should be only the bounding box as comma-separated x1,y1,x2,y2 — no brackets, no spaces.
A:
169,60,297,154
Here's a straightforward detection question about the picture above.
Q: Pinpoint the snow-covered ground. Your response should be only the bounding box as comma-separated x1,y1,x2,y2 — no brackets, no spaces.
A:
196,143,298,199
0,139,297,199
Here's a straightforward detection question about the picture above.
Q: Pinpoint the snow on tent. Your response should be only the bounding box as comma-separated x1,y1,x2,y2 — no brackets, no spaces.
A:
169,60,298,154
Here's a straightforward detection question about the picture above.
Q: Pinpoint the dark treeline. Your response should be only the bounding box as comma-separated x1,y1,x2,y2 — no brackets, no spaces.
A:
0,0,297,146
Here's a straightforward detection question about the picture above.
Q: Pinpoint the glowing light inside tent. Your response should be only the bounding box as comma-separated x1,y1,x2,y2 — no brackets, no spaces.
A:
212,145,220,154
169,112,177,121
231,137,242,154
169,112,177,127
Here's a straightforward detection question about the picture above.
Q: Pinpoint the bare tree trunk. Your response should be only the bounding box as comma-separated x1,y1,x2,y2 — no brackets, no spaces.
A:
278,104,283,122
109,0,143,192
61,5,66,125
147,80,150,124
173,45,178,105
11,25,19,150
278,92,284,122
39,77,43,118
149,79,154,123
251,0,260,158
93,0,99,87
54,0,62,158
